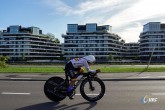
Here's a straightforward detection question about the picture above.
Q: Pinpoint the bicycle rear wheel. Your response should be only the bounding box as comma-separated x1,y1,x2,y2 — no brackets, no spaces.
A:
80,77,105,102
44,77,67,102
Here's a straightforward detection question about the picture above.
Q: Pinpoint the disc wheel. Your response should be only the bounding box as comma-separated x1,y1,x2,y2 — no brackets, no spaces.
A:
44,77,67,102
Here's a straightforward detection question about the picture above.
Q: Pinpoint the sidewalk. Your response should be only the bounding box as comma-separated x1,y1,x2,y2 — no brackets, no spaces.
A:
0,72,165,81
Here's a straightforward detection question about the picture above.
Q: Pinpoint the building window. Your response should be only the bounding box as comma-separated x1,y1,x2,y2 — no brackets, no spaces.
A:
86,24,96,32
67,24,78,33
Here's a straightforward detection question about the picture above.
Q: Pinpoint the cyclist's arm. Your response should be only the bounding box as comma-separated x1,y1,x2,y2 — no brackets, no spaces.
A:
83,60,96,73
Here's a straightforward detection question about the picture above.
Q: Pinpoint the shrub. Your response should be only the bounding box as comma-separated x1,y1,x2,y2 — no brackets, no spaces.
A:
0,56,9,68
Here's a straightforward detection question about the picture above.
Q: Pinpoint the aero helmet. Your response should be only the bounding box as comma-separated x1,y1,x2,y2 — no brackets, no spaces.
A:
83,55,96,63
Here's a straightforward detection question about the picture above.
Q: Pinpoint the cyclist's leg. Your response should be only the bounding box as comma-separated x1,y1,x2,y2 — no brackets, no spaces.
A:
67,77,76,99
65,62,77,86
65,62,76,99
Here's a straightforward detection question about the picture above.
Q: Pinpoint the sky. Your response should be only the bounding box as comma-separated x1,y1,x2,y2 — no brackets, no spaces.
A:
0,0,165,43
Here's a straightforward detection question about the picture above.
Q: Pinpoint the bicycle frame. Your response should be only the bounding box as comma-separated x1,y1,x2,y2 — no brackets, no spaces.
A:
44,70,105,102
64,71,95,91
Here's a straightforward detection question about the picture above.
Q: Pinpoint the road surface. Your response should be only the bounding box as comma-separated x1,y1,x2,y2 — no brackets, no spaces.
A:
0,80,165,110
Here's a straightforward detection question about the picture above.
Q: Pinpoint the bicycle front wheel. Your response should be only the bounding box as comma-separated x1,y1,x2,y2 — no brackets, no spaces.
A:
80,77,105,102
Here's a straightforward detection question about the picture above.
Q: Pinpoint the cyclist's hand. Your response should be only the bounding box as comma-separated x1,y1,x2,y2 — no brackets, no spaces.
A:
96,69,101,73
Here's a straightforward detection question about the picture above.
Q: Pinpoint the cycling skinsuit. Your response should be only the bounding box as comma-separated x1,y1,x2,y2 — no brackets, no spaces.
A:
65,58,96,79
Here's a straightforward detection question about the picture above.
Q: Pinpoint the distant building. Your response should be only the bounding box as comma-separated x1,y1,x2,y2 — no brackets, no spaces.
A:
123,43,140,61
62,23,126,62
139,22,165,62
0,25,61,62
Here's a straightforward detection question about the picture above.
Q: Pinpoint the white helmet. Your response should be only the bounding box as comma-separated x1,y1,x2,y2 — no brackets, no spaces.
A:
83,55,96,63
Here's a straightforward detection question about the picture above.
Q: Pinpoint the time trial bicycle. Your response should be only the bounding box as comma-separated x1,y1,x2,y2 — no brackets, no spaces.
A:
44,70,105,102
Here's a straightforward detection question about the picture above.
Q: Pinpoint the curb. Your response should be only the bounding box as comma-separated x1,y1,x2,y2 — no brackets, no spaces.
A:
0,78,165,81
102,78,165,81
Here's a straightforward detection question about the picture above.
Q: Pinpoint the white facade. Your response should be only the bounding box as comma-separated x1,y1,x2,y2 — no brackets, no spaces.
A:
123,43,139,60
140,22,165,62
62,23,125,62
0,25,61,61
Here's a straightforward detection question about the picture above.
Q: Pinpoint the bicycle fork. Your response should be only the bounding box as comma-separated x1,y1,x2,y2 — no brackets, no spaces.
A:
87,76,95,91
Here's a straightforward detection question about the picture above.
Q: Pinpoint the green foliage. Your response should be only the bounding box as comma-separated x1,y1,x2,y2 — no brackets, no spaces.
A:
1,66,165,73
0,61,7,68
58,54,64,60
0,67,64,73
45,33,60,44
45,33,55,40
0,56,9,68
108,53,114,61
54,38,60,44
22,53,25,60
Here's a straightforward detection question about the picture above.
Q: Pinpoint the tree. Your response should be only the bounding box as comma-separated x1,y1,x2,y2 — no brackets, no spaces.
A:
0,55,9,68
45,33,55,40
108,53,114,61
45,33,60,44
22,53,25,61
54,38,60,44
59,54,64,60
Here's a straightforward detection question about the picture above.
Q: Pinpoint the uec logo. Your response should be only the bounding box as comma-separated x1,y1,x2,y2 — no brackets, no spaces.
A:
141,95,158,104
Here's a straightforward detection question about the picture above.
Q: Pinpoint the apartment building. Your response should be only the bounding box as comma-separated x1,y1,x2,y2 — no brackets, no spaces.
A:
0,25,61,62
62,23,126,62
2,22,164,63
123,43,140,61
139,22,165,62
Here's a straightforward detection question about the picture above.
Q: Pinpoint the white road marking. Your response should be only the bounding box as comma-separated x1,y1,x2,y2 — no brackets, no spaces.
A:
131,76,151,78
152,93,165,96
131,75,165,79
76,94,106,96
20,75,39,77
140,76,151,78
140,74,151,76
10,78,32,80
155,76,165,78
1,92,31,95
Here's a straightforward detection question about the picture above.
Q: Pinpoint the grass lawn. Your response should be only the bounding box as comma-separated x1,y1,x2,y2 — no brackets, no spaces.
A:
0,65,165,73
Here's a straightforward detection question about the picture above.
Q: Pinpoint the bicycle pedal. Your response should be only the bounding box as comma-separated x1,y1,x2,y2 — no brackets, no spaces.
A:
68,90,76,100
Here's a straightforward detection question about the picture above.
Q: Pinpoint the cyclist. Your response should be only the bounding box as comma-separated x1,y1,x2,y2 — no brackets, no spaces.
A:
65,55,101,99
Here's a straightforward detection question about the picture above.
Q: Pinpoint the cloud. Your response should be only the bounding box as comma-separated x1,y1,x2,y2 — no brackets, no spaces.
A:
43,0,139,16
0,27,4,31
103,0,165,42
43,0,165,43
117,24,143,43
42,0,141,25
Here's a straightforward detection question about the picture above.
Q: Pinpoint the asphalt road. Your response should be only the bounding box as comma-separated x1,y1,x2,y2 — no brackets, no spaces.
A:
0,80,165,110
1,72,165,81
